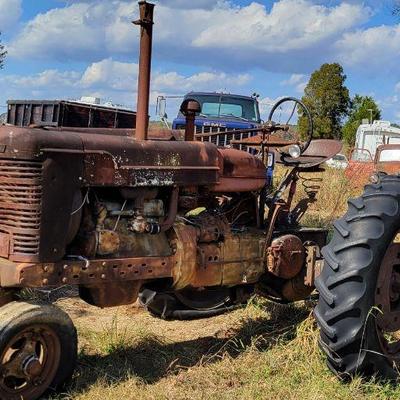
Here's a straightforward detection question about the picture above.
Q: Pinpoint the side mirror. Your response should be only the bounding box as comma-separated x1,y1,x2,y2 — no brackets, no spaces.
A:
157,96,168,119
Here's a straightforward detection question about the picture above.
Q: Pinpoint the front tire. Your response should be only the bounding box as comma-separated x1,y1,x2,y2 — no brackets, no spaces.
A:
0,301,77,400
315,174,400,379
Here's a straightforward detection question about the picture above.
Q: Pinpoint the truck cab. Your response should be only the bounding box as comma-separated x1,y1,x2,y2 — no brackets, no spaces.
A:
172,92,274,184
172,92,261,141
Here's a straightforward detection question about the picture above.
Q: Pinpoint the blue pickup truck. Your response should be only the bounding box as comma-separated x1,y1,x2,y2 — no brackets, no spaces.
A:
172,92,274,184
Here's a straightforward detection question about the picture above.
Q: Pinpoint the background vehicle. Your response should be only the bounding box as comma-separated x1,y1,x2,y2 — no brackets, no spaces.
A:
325,153,349,169
172,92,261,148
354,120,400,158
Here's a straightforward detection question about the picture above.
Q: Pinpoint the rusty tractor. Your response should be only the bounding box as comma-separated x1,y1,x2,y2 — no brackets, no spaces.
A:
0,1,394,398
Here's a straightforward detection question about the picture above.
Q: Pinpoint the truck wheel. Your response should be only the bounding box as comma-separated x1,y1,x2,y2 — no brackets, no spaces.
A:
315,175,400,379
0,301,77,400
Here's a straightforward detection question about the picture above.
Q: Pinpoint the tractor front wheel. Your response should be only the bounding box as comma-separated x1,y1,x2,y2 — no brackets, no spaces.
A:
315,174,400,379
0,301,77,400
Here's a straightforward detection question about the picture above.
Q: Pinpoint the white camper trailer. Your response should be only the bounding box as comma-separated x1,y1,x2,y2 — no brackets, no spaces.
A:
353,121,400,161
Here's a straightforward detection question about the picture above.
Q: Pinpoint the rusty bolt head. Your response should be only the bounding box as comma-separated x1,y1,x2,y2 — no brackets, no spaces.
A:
101,274,106,279
43,266,49,272
42,279,48,285
63,264,68,270
62,277,68,284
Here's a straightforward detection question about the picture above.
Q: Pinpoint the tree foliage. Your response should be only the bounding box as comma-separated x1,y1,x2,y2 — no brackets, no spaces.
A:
394,1,400,15
342,95,381,146
0,33,6,69
298,63,350,139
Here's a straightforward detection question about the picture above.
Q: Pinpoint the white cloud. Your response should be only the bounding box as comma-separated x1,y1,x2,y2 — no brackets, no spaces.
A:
0,0,22,32
8,2,141,61
0,59,252,114
281,74,307,86
154,0,226,10
80,59,138,90
193,1,367,52
395,82,400,92
335,24,400,72
7,0,372,74
281,73,309,93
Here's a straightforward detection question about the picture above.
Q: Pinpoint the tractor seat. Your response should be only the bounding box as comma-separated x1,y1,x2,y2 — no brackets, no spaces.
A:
277,139,342,169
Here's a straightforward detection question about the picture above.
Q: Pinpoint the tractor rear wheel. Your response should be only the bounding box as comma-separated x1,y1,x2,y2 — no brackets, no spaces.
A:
315,174,400,379
0,301,77,400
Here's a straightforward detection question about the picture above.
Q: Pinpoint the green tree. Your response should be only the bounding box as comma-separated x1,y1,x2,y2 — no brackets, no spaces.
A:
342,95,381,146
0,33,6,69
298,63,350,139
394,1,400,15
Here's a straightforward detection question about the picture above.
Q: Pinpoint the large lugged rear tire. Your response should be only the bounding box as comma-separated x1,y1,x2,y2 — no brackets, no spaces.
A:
315,174,400,379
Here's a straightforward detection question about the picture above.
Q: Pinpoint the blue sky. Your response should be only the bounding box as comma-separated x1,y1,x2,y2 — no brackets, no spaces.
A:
0,0,399,122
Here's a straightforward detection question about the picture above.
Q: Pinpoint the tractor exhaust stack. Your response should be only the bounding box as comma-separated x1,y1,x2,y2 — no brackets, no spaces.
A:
133,1,154,140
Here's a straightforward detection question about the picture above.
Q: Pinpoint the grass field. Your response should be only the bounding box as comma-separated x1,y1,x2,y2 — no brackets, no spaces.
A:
44,166,400,400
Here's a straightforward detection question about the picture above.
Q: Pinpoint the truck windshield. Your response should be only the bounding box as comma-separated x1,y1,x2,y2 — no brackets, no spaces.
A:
187,95,260,122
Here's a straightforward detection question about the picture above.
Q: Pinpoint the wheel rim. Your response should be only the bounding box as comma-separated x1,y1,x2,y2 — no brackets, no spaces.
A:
175,288,232,311
0,324,61,399
375,231,400,363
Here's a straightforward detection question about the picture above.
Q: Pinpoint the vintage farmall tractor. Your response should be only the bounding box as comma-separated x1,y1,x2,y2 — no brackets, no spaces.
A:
0,2,394,399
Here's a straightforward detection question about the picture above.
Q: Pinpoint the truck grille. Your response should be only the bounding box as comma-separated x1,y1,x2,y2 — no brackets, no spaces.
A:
0,160,43,260
195,125,253,151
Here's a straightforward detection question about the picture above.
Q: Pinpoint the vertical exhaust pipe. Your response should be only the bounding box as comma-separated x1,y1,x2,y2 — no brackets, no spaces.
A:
133,1,155,140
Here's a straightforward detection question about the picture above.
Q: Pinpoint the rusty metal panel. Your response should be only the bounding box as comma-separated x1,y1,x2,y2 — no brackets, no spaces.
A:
210,148,266,192
0,256,173,288
0,233,10,258
7,100,137,129
80,136,221,187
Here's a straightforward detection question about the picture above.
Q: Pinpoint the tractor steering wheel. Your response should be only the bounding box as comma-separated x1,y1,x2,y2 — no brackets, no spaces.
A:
267,97,313,158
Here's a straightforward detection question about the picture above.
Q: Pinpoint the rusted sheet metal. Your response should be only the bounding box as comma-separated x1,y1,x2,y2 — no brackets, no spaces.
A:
266,235,305,279
133,1,155,139
375,144,400,175
80,136,220,187
345,148,374,186
192,232,265,288
7,100,137,129
0,256,173,288
346,144,400,187
211,148,266,192
169,224,198,290
281,270,314,302
34,127,183,141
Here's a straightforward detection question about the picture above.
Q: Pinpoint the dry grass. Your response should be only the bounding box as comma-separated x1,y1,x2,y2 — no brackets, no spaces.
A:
44,166,397,400
274,165,362,229
48,297,400,400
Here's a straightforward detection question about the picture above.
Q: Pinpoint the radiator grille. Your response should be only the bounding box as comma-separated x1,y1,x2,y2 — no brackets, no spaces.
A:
195,126,252,151
0,160,43,259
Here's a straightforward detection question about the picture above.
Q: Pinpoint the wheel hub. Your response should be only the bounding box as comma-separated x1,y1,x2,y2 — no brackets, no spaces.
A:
0,325,60,398
375,232,400,362
23,356,42,378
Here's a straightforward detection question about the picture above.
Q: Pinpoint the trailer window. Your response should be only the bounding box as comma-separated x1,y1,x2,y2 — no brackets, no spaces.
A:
378,148,400,162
